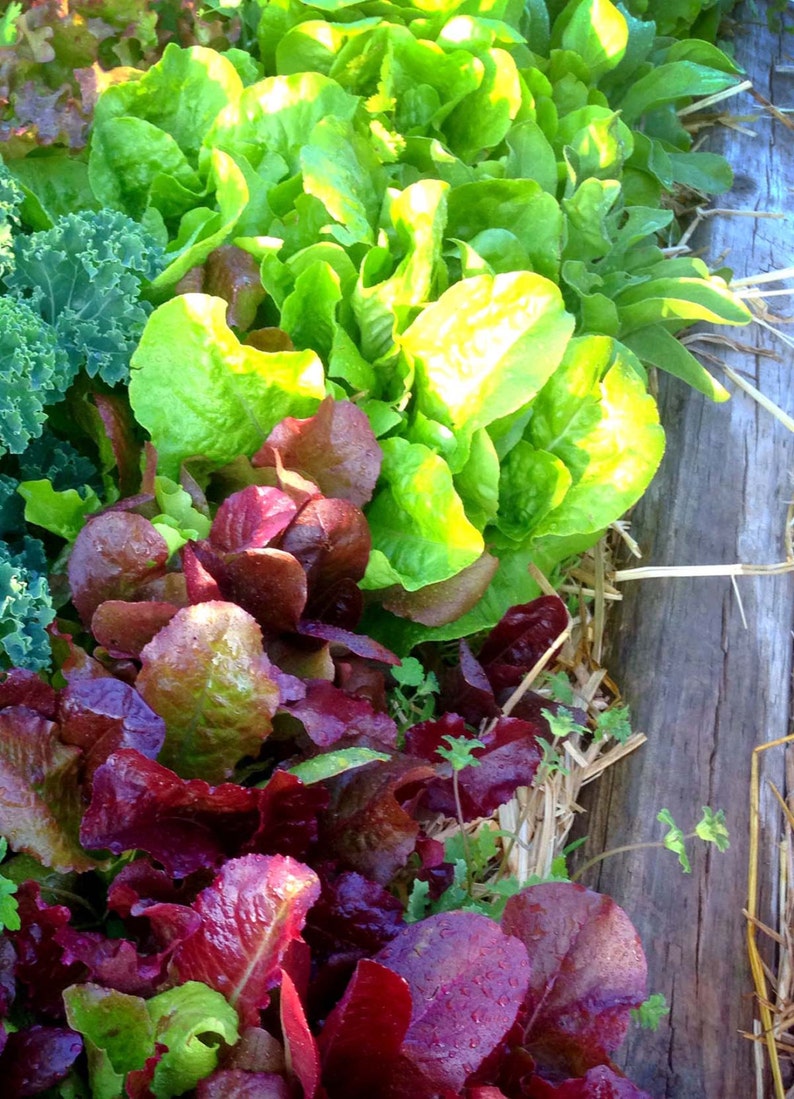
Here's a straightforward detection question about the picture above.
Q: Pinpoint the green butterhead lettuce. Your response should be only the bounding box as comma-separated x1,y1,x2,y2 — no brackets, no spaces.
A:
129,294,326,477
402,271,575,437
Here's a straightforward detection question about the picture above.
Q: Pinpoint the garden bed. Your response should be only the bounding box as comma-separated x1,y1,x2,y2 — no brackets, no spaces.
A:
0,1,787,1096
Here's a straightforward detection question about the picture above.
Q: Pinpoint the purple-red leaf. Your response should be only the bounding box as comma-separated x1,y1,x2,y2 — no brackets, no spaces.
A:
256,398,382,508
501,883,647,1077
525,1065,653,1098
457,717,542,818
222,548,309,635
478,596,569,694
0,707,97,873
320,759,436,885
304,870,405,967
136,602,280,782
59,679,165,784
182,542,224,602
286,680,397,749
382,552,498,628
319,959,412,1099
0,1025,83,1097
280,969,320,1099
80,750,263,877
211,486,299,553
0,670,58,719
90,600,180,659
54,926,168,998
204,245,268,331
9,883,86,1019
82,754,324,878
197,1071,292,1099
92,392,142,499
278,497,371,595
245,770,327,863
438,642,499,726
171,855,321,1026
297,621,399,665
67,512,170,626
407,715,543,819
374,912,531,1094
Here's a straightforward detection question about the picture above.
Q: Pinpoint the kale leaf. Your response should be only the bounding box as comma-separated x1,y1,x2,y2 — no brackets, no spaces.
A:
6,208,165,386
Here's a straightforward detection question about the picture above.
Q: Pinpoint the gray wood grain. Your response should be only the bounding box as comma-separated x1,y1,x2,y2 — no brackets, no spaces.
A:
572,10,794,1097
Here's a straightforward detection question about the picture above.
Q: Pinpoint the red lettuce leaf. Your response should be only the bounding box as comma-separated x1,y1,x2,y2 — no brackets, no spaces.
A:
90,600,180,659
204,245,268,331
53,926,168,999
67,512,170,626
296,621,399,666
92,392,143,500
408,715,543,819
456,717,542,819
197,1071,292,1099
477,597,569,694
186,540,310,636
0,669,58,719
82,752,325,878
525,1066,653,1098
255,398,382,509
319,959,412,1099
304,870,405,968
136,602,281,782
501,884,647,1077
320,759,436,885
182,542,224,603
245,770,327,862
222,548,309,635
382,552,498,628
0,1025,83,1097
438,642,500,726
0,937,16,1016
59,678,165,784
80,749,262,877
277,497,371,595
210,486,299,553
8,883,86,1019
171,855,321,1026
280,969,320,1099
374,912,531,1094
0,706,97,873
285,680,397,750
222,1025,287,1074
404,712,467,761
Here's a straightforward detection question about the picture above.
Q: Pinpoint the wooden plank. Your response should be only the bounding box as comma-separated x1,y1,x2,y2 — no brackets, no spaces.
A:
572,10,794,1096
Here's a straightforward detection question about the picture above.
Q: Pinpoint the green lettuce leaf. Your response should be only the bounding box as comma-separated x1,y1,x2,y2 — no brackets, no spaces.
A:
402,271,574,437
364,438,484,591
64,981,239,1099
93,43,244,165
152,149,250,289
527,335,665,538
553,0,628,81
129,294,325,478
17,479,102,542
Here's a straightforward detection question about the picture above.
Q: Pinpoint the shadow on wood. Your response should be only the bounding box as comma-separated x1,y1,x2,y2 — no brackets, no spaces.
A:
571,9,794,1097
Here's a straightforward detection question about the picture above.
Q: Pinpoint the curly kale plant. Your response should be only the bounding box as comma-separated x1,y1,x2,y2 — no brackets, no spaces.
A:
0,163,22,278
5,208,165,385
0,535,54,671
0,296,68,457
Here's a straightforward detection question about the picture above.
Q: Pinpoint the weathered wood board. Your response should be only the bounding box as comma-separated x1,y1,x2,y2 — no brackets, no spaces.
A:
573,10,794,1097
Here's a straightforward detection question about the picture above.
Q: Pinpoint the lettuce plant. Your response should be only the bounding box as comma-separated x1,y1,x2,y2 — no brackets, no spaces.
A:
79,0,751,642
0,525,652,1096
